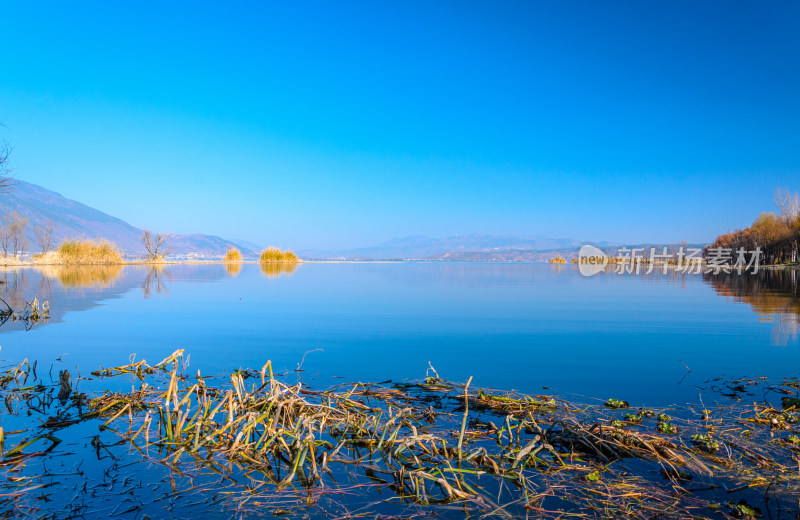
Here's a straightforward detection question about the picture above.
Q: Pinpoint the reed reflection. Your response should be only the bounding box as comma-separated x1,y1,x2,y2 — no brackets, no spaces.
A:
224,262,243,277
39,264,124,289
259,262,298,279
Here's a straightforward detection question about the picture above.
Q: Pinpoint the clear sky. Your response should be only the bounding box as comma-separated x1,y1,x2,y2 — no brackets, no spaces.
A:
1,1,798,250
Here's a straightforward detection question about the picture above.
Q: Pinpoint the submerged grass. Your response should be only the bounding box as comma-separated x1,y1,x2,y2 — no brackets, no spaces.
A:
2,350,800,518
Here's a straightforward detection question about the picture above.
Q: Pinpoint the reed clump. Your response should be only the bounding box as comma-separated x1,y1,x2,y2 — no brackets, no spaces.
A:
260,247,299,263
52,239,123,264
223,248,242,263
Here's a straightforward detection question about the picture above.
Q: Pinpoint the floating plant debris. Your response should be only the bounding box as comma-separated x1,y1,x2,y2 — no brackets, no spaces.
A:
0,350,799,518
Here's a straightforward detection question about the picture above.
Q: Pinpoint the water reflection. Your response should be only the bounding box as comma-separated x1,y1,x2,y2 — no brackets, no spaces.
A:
39,264,124,289
705,269,800,345
142,265,170,299
224,262,243,277
260,262,298,278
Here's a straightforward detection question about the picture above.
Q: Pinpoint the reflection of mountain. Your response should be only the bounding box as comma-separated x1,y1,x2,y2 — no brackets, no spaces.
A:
0,265,229,333
706,270,800,345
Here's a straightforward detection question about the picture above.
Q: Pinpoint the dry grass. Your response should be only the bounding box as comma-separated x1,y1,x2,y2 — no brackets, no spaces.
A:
47,239,123,264
224,248,242,263
82,352,800,518
260,247,299,263
3,351,800,518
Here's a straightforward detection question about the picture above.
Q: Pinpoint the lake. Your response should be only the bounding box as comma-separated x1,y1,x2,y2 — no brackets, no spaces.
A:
2,262,798,407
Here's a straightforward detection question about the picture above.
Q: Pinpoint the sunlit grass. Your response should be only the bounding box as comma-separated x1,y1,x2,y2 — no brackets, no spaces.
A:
224,248,242,263
259,247,298,263
53,239,123,264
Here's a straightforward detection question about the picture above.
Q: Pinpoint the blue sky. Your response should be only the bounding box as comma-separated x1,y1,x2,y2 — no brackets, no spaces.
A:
1,1,798,250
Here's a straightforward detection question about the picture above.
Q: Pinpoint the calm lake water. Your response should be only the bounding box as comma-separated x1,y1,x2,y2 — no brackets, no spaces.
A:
1,262,798,406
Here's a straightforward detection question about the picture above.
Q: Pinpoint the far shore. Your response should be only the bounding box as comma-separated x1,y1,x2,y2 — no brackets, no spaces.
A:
0,258,796,268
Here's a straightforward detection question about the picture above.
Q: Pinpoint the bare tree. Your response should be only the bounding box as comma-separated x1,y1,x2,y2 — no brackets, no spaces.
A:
36,219,55,253
0,216,9,257
9,213,28,258
774,187,800,263
774,187,800,222
142,229,171,260
0,122,17,193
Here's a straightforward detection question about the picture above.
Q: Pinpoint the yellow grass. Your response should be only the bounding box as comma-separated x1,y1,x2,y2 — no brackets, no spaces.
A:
259,247,299,263
224,248,242,262
52,239,123,265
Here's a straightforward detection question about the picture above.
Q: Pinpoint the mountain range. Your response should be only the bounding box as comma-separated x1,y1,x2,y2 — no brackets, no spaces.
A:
0,180,258,258
299,235,621,261
0,180,702,261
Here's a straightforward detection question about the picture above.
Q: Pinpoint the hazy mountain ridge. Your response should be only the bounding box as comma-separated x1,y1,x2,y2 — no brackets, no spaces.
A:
301,234,622,261
0,180,256,258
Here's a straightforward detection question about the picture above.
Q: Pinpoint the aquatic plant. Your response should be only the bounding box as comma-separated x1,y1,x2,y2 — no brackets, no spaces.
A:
0,296,49,329
604,398,629,409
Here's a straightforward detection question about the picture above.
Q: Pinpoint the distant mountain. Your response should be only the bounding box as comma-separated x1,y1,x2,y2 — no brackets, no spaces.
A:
0,180,256,258
301,234,619,260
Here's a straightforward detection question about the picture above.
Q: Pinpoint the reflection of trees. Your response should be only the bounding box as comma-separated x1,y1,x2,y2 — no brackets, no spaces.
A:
143,265,170,299
260,262,298,279
39,265,124,289
0,269,34,311
705,269,800,345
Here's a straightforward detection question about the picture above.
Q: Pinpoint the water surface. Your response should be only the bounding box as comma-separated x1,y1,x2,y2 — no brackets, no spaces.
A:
1,262,798,406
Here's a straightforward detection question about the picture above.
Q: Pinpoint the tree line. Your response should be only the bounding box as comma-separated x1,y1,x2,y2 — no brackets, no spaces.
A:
706,188,800,265
0,212,55,258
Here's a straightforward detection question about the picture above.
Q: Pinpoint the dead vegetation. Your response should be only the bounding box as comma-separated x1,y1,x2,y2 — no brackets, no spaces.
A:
1,350,799,518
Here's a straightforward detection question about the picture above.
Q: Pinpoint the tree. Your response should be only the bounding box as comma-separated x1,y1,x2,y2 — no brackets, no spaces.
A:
774,188,800,263
0,215,10,257
9,213,28,258
774,188,800,222
0,123,17,193
141,229,171,260
36,219,55,253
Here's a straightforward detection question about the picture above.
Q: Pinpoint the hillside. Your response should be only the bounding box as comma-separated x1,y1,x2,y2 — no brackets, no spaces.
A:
0,180,257,258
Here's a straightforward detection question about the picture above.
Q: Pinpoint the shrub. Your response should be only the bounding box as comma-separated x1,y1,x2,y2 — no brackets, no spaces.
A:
224,248,242,262
56,239,123,264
